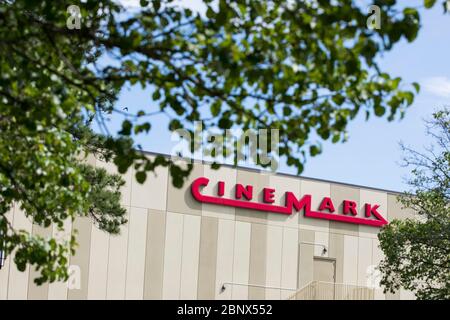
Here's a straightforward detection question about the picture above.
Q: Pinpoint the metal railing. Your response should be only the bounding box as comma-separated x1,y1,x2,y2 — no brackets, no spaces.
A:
288,281,375,300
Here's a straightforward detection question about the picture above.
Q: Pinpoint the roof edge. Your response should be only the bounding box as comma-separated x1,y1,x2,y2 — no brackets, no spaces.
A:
138,149,406,195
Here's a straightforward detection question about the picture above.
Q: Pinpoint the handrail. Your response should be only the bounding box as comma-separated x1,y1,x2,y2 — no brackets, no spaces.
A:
287,281,376,300
220,282,297,293
286,280,315,300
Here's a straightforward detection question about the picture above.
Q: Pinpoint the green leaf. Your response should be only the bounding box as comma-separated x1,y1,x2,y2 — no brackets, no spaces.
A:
332,94,345,106
152,90,161,100
332,134,340,143
218,117,232,129
135,171,147,184
283,106,292,116
134,122,151,134
424,0,437,8
403,91,414,106
374,105,386,116
309,145,321,156
211,100,222,117
119,120,133,136
169,119,182,131
206,6,215,19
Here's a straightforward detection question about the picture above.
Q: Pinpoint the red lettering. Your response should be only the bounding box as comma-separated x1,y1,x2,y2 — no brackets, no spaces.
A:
365,204,380,218
319,197,335,213
235,184,253,200
263,188,275,203
218,181,225,196
285,192,311,212
190,177,388,227
343,200,357,215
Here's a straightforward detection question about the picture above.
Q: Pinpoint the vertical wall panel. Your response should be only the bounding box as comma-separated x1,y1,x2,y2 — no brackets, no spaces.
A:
125,207,148,299
8,206,32,300
215,219,235,300
197,216,218,299
328,233,344,284
329,184,359,236
87,226,110,299
106,208,130,300
0,250,12,300
267,174,301,228
27,224,52,300
314,231,329,257
265,225,283,300
48,219,72,300
386,291,401,300
372,239,386,300
68,217,92,300
162,212,183,299
280,227,298,299
248,223,267,299
167,163,203,215
202,166,236,220
357,237,372,287
298,229,315,289
359,189,387,239
66,154,96,300
130,157,168,211
299,180,330,233
400,289,416,300
235,170,270,224
144,210,166,299
231,221,251,299
0,205,15,300
180,215,201,299
343,235,358,285
387,193,416,221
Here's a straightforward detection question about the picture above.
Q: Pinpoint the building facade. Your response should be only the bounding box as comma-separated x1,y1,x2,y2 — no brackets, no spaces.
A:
0,153,416,300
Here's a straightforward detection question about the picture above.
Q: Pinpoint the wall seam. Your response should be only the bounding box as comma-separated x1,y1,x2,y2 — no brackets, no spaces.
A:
178,214,185,300
230,219,236,300
279,226,285,299
196,216,203,299
124,167,133,299
5,203,16,300
356,235,360,286
102,230,110,300
123,208,132,299
123,166,135,299
64,219,72,300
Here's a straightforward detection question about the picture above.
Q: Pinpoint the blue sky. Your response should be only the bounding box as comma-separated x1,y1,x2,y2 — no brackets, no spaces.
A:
103,1,450,192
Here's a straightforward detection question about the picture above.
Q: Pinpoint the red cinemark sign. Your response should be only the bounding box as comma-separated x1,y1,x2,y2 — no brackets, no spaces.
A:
191,177,388,227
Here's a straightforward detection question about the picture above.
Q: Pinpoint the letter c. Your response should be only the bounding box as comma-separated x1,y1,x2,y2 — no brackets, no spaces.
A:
191,177,210,200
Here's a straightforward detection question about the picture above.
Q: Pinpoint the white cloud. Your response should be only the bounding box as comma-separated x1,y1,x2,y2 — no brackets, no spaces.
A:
423,76,450,98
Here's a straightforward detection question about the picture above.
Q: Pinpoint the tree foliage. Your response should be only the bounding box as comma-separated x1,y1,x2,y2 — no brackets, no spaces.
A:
0,0,444,284
378,108,450,300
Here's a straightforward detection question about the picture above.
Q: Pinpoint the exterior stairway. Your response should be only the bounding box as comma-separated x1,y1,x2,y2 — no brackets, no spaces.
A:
288,281,375,300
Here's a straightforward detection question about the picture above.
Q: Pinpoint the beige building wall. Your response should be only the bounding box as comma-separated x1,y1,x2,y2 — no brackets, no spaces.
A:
0,155,417,300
